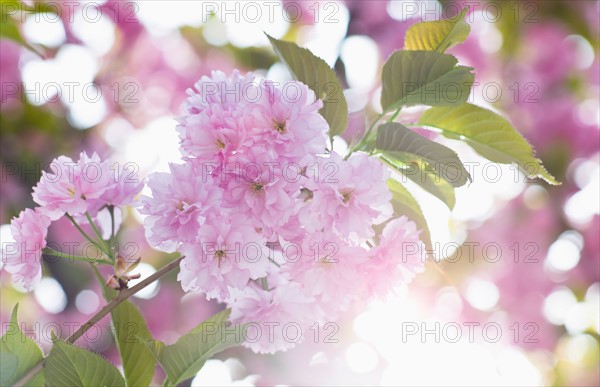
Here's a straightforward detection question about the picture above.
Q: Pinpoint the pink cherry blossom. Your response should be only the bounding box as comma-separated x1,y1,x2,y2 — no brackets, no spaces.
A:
300,152,393,242
177,103,247,163
97,161,144,209
228,282,316,354
285,231,370,318
362,216,426,300
136,70,429,355
222,149,301,230
184,70,256,112
248,80,329,161
177,70,330,167
32,152,113,220
3,208,51,290
31,152,141,222
272,211,307,246
140,163,222,253
178,215,269,301
177,70,255,162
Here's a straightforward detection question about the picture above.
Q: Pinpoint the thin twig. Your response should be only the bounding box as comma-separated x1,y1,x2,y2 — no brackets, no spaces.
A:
43,248,112,265
108,205,116,260
13,256,184,387
85,211,112,259
65,213,110,257
346,112,385,159
68,256,183,343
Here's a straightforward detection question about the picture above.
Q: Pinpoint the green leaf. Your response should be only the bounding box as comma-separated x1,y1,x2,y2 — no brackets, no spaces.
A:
146,309,243,386
111,300,156,387
266,34,348,138
97,281,156,387
404,7,470,52
0,1,43,56
45,341,125,387
375,122,470,187
380,50,474,112
0,352,17,385
418,103,560,185
385,178,433,254
383,156,456,210
0,304,45,386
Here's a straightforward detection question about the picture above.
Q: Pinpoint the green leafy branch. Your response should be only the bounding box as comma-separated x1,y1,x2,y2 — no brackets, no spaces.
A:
9,256,184,386
265,7,559,255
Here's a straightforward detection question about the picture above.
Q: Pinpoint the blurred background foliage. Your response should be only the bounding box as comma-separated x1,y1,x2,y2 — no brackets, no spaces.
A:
1,0,598,385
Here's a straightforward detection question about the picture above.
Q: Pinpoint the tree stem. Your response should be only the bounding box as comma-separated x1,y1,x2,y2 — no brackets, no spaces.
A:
43,248,112,265
13,255,184,387
85,211,112,259
387,107,402,122
346,112,385,159
108,206,116,259
65,213,110,257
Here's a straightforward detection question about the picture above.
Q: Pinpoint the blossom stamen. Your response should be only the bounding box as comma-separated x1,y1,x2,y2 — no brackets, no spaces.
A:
251,182,264,192
273,119,286,133
215,250,226,267
340,189,354,204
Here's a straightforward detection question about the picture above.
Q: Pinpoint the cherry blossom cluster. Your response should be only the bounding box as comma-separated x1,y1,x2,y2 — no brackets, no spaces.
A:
3,152,143,290
141,71,426,353
2,70,426,354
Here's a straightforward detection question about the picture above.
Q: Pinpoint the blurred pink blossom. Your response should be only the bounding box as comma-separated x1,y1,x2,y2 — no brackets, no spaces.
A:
3,208,51,290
